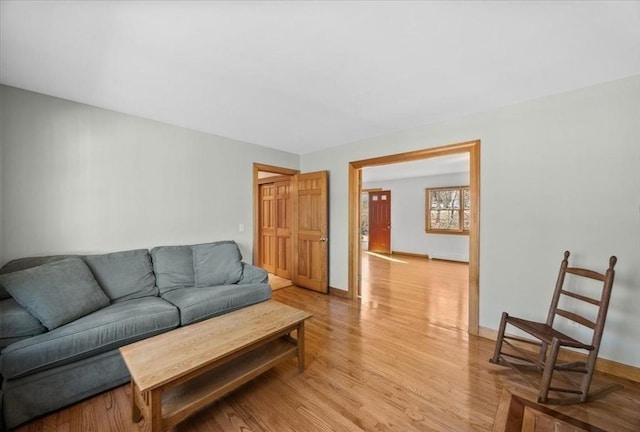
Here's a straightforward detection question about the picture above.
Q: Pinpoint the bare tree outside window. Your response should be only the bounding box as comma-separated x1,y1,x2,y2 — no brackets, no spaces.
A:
361,191,369,239
425,186,470,234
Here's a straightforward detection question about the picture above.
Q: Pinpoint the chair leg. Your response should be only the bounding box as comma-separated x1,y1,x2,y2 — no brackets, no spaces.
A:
490,312,509,364
537,341,548,365
579,350,598,402
538,337,560,403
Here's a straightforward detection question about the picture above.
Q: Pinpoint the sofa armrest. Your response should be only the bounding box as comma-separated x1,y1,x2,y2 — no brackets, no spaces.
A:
238,263,268,285
0,299,46,349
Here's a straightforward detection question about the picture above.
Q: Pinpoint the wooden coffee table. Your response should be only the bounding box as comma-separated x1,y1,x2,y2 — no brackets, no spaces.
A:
119,300,312,431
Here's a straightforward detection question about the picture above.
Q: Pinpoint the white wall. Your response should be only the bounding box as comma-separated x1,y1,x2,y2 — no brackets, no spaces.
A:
0,99,3,266
363,172,470,261
301,76,640,367
0,85,299,264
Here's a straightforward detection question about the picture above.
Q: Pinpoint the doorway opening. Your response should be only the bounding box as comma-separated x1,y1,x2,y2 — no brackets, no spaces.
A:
253,163,330,294
348,140,480,335
253,163,298,291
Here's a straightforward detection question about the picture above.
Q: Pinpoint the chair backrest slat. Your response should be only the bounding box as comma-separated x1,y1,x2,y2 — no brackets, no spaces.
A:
566,267,605,281
556,309,596,329
560,289,600,306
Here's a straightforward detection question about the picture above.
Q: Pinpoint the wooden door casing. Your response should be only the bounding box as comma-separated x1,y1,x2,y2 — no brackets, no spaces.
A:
292,171,328,293
368,190,391,254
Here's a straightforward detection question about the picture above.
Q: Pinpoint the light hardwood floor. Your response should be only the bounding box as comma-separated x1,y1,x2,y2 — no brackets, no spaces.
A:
361,252,468,331
268,273,293,291
14,255,640,431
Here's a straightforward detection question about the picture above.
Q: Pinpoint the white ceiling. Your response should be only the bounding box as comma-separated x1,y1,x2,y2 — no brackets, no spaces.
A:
1,1,639,155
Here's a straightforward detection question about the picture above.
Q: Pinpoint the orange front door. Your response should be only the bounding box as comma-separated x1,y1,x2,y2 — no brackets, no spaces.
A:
368,190,391,254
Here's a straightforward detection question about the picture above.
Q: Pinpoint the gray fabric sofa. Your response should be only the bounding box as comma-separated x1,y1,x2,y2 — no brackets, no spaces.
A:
0,241,271,430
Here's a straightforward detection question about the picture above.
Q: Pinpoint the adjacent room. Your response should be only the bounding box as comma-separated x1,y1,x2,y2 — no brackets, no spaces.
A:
0,1,639,431
360,155,471,331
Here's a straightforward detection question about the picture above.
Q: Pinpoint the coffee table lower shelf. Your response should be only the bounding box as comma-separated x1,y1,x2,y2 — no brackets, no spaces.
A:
131,337,298,431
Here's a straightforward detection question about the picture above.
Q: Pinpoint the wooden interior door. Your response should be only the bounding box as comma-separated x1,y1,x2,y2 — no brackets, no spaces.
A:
292,171,328,293
368,190,391,253
258,176,292,278
274,179,292,279
258,182,276,273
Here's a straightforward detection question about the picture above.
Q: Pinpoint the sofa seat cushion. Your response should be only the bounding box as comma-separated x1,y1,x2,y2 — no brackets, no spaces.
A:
0,297,179,379
161,283,272,326
1,336,34,350
83,249,158,302
0,258,111,330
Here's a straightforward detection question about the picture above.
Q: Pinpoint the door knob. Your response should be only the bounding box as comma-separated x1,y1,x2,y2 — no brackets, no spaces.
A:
319,237,328,242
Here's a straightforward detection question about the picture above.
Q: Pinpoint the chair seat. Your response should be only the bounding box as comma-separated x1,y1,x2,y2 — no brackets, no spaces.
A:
505,316,593,350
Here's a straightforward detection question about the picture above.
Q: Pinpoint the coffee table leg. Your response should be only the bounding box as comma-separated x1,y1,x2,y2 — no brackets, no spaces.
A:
149,389,163,432
131,381,141,422
297,321,306,372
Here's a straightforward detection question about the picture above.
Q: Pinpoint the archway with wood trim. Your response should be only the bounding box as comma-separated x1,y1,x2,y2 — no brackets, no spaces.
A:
348,140,480,335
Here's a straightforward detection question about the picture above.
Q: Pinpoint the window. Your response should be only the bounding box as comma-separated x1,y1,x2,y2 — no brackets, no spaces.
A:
425,186,470,234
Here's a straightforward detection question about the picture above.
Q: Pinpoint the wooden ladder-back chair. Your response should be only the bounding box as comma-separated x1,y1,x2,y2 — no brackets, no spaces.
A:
490,251,620,405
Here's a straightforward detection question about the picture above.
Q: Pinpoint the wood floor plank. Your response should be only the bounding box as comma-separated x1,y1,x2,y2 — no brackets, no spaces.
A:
206,399,260,432
12,255,640,432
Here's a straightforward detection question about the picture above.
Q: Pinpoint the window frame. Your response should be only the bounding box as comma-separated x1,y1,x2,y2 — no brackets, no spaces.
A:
425,185,470,235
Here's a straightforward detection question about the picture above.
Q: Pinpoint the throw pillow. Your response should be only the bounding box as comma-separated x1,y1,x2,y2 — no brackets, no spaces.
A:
192,241,243,287
0,257,110,330
0,255,72,300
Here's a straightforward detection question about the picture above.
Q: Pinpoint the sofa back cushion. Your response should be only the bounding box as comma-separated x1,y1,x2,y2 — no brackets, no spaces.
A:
150,245,195,294
0,257,110,330
192,241,243,287
83,249,158,302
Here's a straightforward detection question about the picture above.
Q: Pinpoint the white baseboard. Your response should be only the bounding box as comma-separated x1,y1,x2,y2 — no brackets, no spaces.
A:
430,253,469,263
